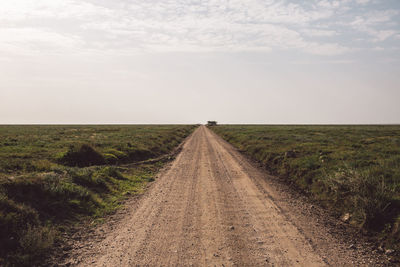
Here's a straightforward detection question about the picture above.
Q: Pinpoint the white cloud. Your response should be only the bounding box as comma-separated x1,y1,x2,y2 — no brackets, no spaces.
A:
0,0,112,20
372,30,398,42
349,10,399,42
0,28,84,55
303,42,350,56
354,0,371,4
373,46,385,51
74,0,348,55
0,0,398,56
302,29,338,37
291,59,354,64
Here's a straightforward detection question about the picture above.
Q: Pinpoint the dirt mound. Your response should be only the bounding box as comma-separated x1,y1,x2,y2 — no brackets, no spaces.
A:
58,144,105,167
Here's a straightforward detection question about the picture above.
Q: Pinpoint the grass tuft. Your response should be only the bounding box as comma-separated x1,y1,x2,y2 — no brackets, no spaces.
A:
324,165,398,230
19,224,57,256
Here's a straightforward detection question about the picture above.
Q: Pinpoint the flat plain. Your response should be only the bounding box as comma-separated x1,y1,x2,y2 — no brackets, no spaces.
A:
1,124,398,266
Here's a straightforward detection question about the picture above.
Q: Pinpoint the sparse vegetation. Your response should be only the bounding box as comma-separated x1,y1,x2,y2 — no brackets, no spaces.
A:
210,125,400,250
0,125,196,266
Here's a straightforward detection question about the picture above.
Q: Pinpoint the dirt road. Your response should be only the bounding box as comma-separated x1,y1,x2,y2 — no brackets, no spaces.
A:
65,126,387,266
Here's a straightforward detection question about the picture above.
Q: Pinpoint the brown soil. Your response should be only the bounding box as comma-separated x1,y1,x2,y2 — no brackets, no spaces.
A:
58,126,392,266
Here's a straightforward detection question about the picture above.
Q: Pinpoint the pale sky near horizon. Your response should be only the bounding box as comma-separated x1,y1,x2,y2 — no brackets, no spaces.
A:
0,0,399,124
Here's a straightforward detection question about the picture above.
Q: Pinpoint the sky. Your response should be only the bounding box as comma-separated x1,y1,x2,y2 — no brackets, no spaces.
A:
0,0,399,124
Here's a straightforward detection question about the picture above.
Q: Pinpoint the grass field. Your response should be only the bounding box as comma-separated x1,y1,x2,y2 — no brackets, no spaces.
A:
0,125,196,265
210,125,400,248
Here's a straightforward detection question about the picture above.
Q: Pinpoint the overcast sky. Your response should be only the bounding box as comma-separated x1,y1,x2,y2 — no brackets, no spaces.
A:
0,0,399,124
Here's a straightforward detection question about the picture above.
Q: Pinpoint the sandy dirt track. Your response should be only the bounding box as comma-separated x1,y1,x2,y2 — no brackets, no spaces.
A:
64,126,389,266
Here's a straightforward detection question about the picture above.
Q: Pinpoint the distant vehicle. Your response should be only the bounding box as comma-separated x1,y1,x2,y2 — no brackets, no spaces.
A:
207,121,217,126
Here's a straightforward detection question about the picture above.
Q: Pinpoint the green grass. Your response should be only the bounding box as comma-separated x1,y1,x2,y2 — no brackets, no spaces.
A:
0,125,196,266
210,125,400,249
0,125,195,173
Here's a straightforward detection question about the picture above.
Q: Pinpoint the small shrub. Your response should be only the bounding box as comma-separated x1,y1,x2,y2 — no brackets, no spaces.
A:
19,225,56,255
0,194,40,254
104,153,118,164
31,160,53,171
95,167,125,180
324,166,396,230
104,149,128,160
